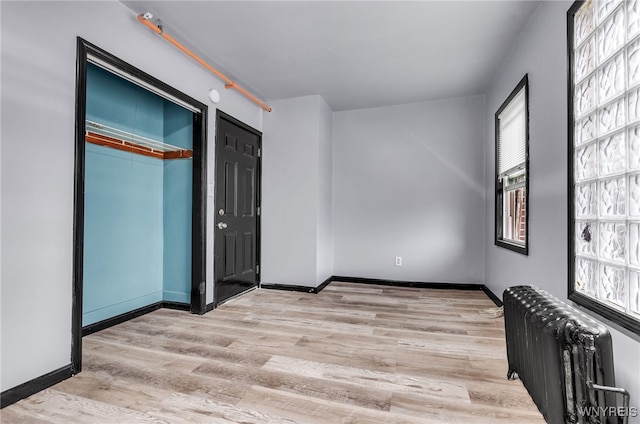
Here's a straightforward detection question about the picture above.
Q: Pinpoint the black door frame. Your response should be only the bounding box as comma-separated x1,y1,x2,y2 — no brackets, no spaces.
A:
214,110,262,307
72,38,208,373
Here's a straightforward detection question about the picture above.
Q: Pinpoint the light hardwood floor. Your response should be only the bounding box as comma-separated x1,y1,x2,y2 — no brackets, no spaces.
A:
2,282,546,423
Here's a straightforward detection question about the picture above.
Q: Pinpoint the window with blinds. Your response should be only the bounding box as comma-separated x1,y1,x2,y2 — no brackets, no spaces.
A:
495,75,529,255
498,88,527,176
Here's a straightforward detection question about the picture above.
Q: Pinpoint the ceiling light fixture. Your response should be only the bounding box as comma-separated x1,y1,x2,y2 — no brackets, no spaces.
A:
208,89,221,104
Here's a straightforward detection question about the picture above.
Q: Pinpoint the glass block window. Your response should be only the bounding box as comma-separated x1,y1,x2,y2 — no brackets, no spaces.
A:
569,0,640,335
495,75,529,255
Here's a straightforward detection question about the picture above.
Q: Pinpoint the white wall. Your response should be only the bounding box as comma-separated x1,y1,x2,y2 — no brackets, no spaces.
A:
0,0,262,392
261,95,333,287
0,0,3,394
332,96,486,283
483,2,640,420
317,98,334,282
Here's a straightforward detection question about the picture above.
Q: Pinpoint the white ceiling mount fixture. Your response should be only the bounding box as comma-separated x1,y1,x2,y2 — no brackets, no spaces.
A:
208,89,221,104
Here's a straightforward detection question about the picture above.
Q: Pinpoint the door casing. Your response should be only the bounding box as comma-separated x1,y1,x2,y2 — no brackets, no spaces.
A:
72,37,208,374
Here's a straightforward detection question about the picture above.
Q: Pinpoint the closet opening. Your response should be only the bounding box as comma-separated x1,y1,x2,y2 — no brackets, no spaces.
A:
72,38,207,373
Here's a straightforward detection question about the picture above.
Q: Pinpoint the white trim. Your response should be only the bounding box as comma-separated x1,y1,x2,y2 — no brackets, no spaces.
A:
88,54,201,114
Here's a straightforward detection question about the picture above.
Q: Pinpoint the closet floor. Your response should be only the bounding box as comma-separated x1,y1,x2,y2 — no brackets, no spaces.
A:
2,282,545,423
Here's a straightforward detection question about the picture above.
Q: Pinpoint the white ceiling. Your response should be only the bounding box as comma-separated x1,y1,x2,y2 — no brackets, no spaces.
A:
121,1,540,111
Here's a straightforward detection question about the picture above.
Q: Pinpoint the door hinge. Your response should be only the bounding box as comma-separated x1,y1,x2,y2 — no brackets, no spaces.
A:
256,265,260,274
257,206,261,216
257,148,261,158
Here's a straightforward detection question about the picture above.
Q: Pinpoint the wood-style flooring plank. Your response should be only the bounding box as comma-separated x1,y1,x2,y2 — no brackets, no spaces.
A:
192,358,393,411
1,281,544,423
390,392,542,423
146,392,290,424
51,371,174,413
7,389,172,424
261,355,470,401
236,385,435,424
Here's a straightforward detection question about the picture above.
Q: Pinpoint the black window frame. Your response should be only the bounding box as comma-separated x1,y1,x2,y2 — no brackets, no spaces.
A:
495,74,530,256
567,1,640,336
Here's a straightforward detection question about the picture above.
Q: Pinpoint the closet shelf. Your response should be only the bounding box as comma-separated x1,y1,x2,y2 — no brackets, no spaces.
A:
85,120,192,160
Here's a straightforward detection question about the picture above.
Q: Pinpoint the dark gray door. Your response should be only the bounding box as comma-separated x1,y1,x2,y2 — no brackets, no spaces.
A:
214,111,261,306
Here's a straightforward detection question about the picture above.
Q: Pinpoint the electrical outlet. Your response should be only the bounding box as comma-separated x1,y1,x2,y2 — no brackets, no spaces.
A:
395,256,402,266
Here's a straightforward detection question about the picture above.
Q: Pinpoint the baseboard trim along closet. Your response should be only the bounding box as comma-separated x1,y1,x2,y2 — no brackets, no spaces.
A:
82,301,190,336
0,365,73,409
332,276,503,306
162,301,192,312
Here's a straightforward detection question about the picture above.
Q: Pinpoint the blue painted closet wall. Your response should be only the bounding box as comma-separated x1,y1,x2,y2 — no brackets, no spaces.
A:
85,65,164,139
162,102,193,304
83,64,192,326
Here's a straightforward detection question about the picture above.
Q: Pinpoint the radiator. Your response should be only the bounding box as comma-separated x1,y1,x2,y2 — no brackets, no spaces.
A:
503,285,630,424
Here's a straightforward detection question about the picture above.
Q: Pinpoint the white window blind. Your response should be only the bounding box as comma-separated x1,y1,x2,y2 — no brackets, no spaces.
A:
497,88,527,175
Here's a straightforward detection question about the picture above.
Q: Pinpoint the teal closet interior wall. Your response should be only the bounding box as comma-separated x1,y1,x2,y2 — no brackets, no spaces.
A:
162,102,193,304
85,64,163,139
83,144,164,325
83,64,193,326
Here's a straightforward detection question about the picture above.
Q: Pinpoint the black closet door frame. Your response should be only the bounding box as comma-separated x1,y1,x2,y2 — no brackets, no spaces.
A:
72,37,208,374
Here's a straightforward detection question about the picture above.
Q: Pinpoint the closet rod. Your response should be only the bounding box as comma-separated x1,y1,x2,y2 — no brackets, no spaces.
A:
86,120,193,160
137,13,272,113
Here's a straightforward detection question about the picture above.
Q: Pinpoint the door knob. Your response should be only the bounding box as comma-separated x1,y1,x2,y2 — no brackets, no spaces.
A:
217,222,228,229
